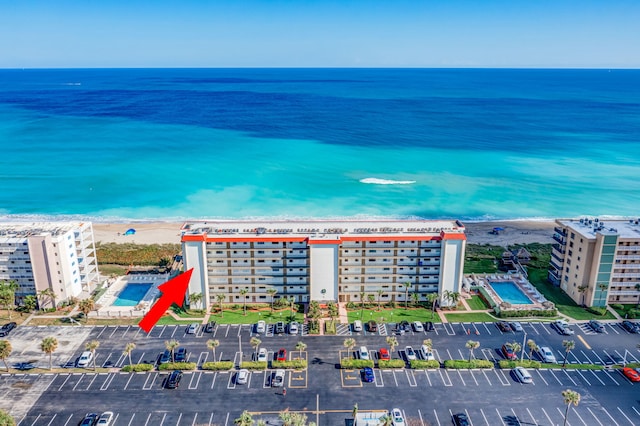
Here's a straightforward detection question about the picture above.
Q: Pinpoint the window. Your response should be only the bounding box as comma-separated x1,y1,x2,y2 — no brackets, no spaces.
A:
570,232,575,239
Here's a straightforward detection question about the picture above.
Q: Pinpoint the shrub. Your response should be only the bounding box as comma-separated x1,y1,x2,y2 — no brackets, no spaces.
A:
201,361,234,371
610,303,624,311
346,302,357,309
628,309,640,319
498,308,557,318
538,363,603,370
498,360,541,369
444,359,493,369
378,360,406,369
121,363,154,372
307,320,320,334
340,358,375,369
324,321,336,335
240,361,267,370
586,306,607,316
410,360,441,369
158,362,196,371
271,360,308,370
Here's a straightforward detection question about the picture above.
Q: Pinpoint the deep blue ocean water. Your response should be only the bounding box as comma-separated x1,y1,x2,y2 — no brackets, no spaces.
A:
0,68,639,221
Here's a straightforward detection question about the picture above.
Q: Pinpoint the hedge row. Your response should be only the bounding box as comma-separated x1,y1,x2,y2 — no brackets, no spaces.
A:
340,359,375,369
271,360,308,370
444,359,494,369
240,361,268,370
410,360,441,369
498,360,542,369
121,363,154,372
538,363,603,370
158,362,197,371
201,361,234,371
378,360,406,369
498,309,557,318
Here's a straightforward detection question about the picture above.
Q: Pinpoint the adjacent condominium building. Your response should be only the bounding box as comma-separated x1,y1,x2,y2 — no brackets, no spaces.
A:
548,218,640,307
181,220,467,309
0,222,99,307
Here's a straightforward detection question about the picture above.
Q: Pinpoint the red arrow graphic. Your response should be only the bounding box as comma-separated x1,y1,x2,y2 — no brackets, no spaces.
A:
138,268,193,333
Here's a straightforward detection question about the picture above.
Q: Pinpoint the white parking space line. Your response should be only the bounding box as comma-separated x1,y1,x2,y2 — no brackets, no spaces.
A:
456,370,466,386
135,352,146,365
227,371,237,389
28,414,41,425
457,349,466,360
586,407,604,426
562,370,578,386
632,406,640,417
191,413,199,426
100,373,116,390
207,413,214,426
482,323,492,335
46,414,57,426
84,373,98,390
617,407,635,425
618,349,639,363
124,373,135,390
158,325,168,338
115,353,127,368
527,322,540,335
175,413,182,425
608,324,620,334
574,369,591,385
57,374,71,391
494,408,506,426
96,326,108,338
591,350,606,365
127,413,137,426
211,372,218,389
63,414,74,426
468,370,478,386
540,408,554,426
525,408,538,426
109,326,119,339
571,406,588,425
133,327,142,339
510,408,521,425
143,372,158,390
196,351,209,367
224,325,231,337
391,370,399,387
374,369,384,387
121,325,131,338
600,407,619,426
406,370,417,387
494,369,511,386
170,326,179,338
580,350,597,364
590,370,606,386
189,372,202,389
422,370,431,386
446,349,454,361
480,409,490,426
438,369,452,386
433,409,441,426
480,370,492,386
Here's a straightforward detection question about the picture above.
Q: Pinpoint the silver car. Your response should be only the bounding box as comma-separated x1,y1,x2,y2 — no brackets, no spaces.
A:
236,369,249,385
514,366,533,384
272,369,285,387
97,412,114,426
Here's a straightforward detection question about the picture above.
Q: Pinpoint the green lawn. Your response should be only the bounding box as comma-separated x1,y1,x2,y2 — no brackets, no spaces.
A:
444,312,497,323
347,308,442,324
611,304,639,319
208,309,304,325
467,295,489,310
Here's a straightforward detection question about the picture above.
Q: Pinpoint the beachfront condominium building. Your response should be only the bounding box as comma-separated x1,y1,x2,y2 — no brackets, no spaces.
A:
548,218,640,307
0,222,99,307
181,220,467,309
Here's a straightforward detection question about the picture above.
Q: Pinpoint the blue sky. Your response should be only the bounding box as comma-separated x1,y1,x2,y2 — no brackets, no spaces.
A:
1,0,638,68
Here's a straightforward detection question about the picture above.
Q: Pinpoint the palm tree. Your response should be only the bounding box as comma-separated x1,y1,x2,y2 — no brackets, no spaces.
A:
443,289,452,307
85,340,100,371
352,403,358,420
402,281,410,309
635,283,640,309
527,339,537,359
561,389,581,426
327,302,338,326
427,293,438,319
123,342,136,367
165,339,180,363
360,291,366,310
256,421,267,426
422,339,433,352
376,290,384,311
207,339,220,362
234,410,254,426
267,288,277,312
448,291,461,308
188,292,203,310
379,414,394,426
411,292,420,307
0,340,11,372
386,336,398,355
0,280,18,319
577,285,588,307
466,340,480,362
40,336,58,371
23,295,37,314
562,340,575,367
278,410,294,426
78,298,95,322
240,288,249,316
216,294,226,317
367,294,375,307
38,288,56,310
295,341,307,358
597,283,608,313
288,296,296,321
507,341,521,360
250,337,262,357
344,338,356,359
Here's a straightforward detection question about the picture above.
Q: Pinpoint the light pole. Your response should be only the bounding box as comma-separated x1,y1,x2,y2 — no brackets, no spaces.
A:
520,331,527,362
238,335,242,367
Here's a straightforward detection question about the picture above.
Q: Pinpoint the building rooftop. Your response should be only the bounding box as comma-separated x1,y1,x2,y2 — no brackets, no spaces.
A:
181,219,465,240
0,222,88,241
558,218,640,240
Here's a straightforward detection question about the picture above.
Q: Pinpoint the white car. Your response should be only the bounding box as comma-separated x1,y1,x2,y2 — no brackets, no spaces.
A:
272,369,285,387
553,320,574,335
289,321,299,335
186,323,198,334
404,346,416,361
353,320,363,332
257,348,268,362
412,321,424,332
359,346,370,360
514,366,533,384
536,346,557,364
236,369,249,385
391,408,405,425
420,345,435,361
510,322,524,332
77,351,93,368
256,320,266,334
96,411,114,426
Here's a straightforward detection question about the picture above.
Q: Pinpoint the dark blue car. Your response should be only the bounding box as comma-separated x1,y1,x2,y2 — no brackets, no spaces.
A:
362,367,375,383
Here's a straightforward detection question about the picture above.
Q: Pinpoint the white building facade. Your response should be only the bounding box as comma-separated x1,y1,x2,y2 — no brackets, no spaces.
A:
0,222,99,307
181,220,467,309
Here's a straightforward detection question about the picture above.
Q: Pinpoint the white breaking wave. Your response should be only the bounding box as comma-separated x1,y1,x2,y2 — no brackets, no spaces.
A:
360,177,416,185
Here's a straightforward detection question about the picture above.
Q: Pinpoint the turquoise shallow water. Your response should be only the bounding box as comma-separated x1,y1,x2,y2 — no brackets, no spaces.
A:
0,68,639,221
113,283,152,307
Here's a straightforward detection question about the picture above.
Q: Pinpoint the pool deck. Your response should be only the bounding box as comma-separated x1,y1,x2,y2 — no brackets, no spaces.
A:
469,273,548,309
94,273,169,317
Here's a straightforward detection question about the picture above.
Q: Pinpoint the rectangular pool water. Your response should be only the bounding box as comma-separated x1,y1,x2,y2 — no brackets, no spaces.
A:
113,283,152,307
489,281,533,305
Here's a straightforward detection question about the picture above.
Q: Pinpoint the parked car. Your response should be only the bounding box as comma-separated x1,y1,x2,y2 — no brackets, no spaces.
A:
497,321,511,332
276,348,287,361
174,347,187,362
412,321,424,332
367,320,378,332
501,344,517,360
513,366,533,384
453,413,470,426
158,350,171,365
404,346,416,361
353,320,363,332
391,408,405,425
79,413,99,426
425,321,434,332
236,369,249,385
257,348,268,362
361,367,375,383
204,321,216,333
510,322,523,332
622,367,640,382
275,321,285,334
96,411,114,426
359,346,370,360
622,320,639,334
536,346,557,364
186,323,198,334
289,321,299,335
588,320,604,333
165,370,182,389
272,369,285,387
379,348,390,361
0,322,17,337
256,320,266,334
77,351,94,368
420,345,435,361
552,320,574,335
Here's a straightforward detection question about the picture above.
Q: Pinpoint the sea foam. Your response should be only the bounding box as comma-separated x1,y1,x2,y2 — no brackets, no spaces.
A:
360,178,416,185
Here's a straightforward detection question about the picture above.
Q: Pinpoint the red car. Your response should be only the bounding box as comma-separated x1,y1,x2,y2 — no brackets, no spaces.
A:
501,344,517,360
622,367,640,382
379,348,390,361
276,348,287,362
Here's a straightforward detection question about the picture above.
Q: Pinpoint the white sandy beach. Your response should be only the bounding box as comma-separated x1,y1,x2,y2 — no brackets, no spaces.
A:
92,220,556,246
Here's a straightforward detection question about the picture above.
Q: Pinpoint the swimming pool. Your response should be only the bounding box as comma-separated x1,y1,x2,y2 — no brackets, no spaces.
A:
489,281,533,305
113,283,152,307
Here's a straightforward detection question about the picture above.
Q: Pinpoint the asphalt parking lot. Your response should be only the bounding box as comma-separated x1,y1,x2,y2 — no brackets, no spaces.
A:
2,319,639,425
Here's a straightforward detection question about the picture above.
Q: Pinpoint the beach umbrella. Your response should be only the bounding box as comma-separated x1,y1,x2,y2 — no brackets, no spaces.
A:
124,228,136,235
